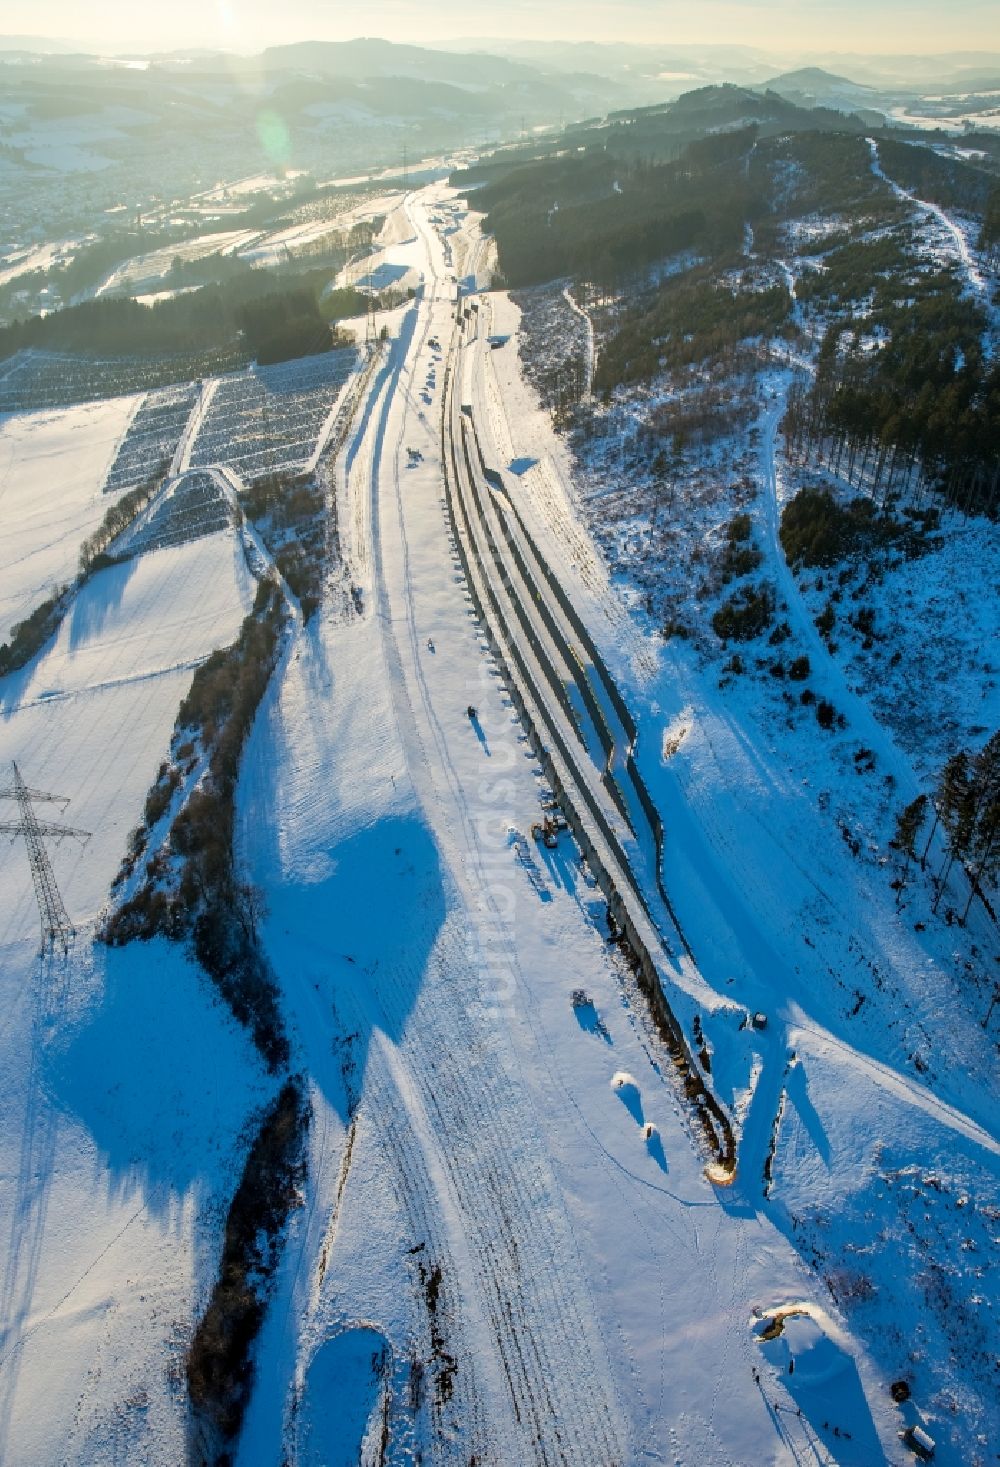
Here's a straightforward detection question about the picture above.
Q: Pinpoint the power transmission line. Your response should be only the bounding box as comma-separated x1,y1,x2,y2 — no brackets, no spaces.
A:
0,762,90,954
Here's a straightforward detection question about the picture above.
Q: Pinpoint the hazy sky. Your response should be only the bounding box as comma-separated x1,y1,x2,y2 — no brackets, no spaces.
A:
6,0,998,55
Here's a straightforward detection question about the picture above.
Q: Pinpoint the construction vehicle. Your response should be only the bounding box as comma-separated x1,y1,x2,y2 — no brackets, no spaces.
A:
530,816,560,849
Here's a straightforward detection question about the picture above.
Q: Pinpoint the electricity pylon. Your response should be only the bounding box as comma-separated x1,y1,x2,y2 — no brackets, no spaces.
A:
0,762,90,954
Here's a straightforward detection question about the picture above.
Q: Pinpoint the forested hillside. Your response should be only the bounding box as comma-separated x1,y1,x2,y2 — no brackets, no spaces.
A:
0,265,374,369
465,132,757,289
463,93,999,518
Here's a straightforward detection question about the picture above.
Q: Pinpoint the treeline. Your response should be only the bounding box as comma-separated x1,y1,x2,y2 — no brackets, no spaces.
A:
464,84,867,189
1,275,328,369
597,86,785,166
238,288,332,366
595,268,790,391
876,137,997,217
104,579,289,1070
895,731,1000,922
596,85,868,169
0,470,167,679
784,254,1000,516
188,1078,310,1461
982,189,1000,264
0,262,369,368
458,88,775,186
466,129,762,289
240,470,328,619
0,590,67,678
79,472,165,573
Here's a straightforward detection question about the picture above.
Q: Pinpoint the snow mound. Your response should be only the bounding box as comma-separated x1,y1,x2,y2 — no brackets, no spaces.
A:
755,1305,885,1460
661,708,693,760
757,1308,849,1386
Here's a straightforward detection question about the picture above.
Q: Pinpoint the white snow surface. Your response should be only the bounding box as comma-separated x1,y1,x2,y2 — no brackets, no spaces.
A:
225,187,994,1466
0,396,138,642
0,178,997,1466
539,242,1000,1467
0,525,265,1464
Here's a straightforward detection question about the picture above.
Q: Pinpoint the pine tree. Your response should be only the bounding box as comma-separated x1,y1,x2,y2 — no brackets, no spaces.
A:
962,731,1000,921
893,793,928,902
933,750,974,911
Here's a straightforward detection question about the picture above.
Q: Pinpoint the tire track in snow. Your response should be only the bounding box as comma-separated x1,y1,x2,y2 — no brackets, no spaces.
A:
868,137,998,351
476,298,657,683
358,199,631,1463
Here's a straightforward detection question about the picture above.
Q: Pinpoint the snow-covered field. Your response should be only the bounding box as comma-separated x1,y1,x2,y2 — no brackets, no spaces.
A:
0,396,138,642
0,517,266,1462
96,230,264,296
0,172,997,1467
887,105,1000,133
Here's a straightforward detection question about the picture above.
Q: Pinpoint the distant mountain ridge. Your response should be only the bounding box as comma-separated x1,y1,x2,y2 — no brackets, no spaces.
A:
0,34,82,54
257,37,545,87
763,67,876,95
759,67,885,122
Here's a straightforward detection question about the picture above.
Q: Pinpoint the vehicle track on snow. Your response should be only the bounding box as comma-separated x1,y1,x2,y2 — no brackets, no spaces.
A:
357,196,632,1464
443,277,736,1183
